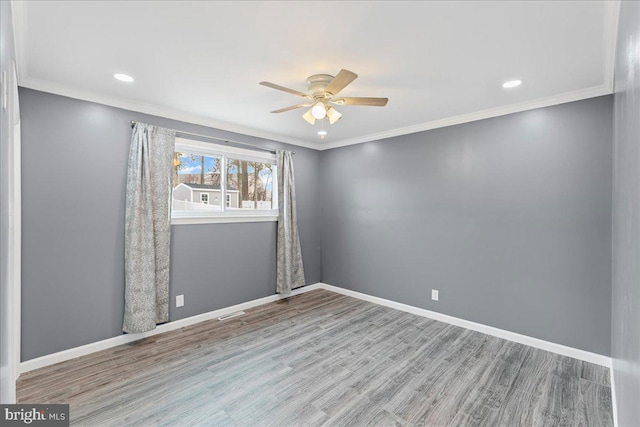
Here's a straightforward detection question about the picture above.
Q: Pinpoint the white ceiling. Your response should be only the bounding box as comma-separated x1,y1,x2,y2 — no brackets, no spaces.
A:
13,1,619,150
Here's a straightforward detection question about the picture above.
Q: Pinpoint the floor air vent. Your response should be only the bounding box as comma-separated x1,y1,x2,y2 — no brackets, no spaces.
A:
217,311,245,321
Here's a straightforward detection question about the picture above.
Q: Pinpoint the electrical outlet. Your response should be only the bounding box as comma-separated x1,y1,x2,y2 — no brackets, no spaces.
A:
431,289,439,301
176,295,184,307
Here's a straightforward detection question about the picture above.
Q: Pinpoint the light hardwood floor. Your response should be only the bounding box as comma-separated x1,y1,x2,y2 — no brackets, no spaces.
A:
17,289,613,426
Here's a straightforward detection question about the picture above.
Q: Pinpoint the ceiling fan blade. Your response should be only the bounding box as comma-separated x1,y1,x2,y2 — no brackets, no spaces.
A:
302,109,316,125
324,69,358,96
259,81,311,99
271,103,312,113
333,97,388,106
326,107,342,125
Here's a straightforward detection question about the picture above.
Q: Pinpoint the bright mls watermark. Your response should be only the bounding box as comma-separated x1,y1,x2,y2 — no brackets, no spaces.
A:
1,405,69,426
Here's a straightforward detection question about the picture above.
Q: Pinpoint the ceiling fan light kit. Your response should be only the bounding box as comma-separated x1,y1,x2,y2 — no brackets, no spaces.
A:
311,102,327,119
326,107,342,125
302,109,316,125
260,69,388,135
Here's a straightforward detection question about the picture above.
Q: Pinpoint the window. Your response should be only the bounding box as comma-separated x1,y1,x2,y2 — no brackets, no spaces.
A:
225,158,275,210
172,137,278,224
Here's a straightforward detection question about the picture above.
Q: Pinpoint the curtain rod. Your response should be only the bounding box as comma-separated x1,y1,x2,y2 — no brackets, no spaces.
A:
130,121,294,155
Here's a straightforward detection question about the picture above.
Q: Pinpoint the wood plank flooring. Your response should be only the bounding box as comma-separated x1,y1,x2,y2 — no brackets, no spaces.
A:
17,289,613,426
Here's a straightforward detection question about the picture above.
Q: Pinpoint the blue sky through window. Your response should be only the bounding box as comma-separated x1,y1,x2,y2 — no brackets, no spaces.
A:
175,153,273,191
177,154,219,175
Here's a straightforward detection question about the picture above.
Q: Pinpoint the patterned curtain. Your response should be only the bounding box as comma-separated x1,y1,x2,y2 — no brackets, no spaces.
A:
123,123,175,333
276,150,305,294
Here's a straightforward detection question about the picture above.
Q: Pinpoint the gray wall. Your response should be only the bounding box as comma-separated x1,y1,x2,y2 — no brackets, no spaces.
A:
0,0,18,403
321,96,613,355
18,88,617,361
611,1,640,424
19,88,322,361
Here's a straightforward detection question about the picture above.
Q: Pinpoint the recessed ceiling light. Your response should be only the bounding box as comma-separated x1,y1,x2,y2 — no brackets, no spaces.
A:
502,80,522,89
114,73,134,83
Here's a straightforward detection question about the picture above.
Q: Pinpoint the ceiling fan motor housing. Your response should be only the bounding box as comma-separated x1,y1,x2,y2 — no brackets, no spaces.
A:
306,74,334,99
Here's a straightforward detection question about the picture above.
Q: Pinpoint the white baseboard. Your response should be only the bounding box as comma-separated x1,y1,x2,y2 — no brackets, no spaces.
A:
317,283,612,367
20,281,611,375
19,283,323,374
610,359,618,427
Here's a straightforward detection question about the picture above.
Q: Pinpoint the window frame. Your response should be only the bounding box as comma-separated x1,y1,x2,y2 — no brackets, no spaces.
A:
199,193,209,204
172,137,278,225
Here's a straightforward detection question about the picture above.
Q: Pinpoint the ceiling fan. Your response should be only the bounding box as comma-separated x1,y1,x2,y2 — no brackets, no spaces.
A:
259,69,388,126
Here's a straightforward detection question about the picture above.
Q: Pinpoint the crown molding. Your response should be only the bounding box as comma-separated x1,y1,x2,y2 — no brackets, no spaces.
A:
13,0,619,153
18,76,324,151
319,1,620,150
20,75,611,153
318,84,612,150
13,0,322,149
603,0,621,93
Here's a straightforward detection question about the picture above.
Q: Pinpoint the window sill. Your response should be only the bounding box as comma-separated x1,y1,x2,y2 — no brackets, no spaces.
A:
171,215,278,225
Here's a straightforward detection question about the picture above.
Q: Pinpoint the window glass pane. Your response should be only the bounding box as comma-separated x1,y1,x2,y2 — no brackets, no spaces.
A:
172,152,223,211
226,158,274,210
